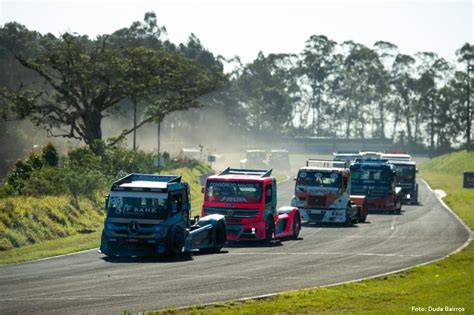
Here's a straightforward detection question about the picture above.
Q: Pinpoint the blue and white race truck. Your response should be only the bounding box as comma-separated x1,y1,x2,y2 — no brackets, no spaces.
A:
100,173,226,257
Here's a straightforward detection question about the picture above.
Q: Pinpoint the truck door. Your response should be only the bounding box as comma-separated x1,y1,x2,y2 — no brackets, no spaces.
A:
265,181,276,219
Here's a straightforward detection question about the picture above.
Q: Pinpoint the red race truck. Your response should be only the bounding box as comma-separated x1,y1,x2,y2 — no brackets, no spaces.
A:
201,168,301,241
291,159,368,224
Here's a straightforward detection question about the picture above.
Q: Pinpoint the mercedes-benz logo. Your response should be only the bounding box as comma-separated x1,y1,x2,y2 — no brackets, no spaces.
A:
128,221,140,234
227,209,234,216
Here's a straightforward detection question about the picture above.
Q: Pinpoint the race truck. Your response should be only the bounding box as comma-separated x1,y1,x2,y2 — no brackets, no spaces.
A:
100,173,227,257
240,150,268,169
333,151,361,164
201,167,301,241
388,160,418,204
350,159,403,213
381,152,411,161
291,159,368,224
268,149,291,171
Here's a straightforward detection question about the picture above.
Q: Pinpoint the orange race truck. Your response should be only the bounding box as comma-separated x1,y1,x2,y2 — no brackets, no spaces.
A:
291,159,368,224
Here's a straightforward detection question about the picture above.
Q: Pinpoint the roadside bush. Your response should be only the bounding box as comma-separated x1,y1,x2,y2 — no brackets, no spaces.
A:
20,167,68,196
66,146,102,172
0,183,15,198
42,142,59,167
63,170,107,202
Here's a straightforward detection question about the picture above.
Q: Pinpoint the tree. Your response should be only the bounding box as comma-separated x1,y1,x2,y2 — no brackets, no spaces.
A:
391,53,417,144
234,52,295,135
299,35,337,136
456,43,474,151
0,26,224,152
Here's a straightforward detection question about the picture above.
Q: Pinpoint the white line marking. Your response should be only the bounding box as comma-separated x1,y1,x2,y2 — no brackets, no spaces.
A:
390,216,397,231
228,251,442,258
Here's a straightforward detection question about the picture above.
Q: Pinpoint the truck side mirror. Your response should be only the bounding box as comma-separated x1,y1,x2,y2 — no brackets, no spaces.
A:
293,177,297,181
104,195,109,212
416,168,419,173
201,186,204,194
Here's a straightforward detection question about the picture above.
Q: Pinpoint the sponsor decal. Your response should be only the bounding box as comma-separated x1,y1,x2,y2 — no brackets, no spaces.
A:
221,196,248,203
115,204,159,215
297,186,339,195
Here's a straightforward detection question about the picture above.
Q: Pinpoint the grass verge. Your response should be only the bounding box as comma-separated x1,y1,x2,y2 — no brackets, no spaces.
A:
152,150,474,314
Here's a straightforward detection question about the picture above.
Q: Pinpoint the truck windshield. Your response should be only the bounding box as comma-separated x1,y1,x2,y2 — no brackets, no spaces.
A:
205,181,262,203
297,171,341,188
351,168,393,184
107,195,169,219
247,152,266,161
394,165,416,181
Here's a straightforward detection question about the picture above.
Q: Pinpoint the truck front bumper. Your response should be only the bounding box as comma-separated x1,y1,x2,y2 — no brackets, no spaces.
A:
299,208,347,223
100,232,167,257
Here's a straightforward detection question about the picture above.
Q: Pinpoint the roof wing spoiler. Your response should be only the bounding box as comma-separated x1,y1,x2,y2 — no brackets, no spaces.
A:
112,173,181,188
306,159,347,168
219,167,272,177
332,151,360,155
354,158,390,164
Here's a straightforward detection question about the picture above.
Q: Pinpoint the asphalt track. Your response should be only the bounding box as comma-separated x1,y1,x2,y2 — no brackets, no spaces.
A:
0,179,470,314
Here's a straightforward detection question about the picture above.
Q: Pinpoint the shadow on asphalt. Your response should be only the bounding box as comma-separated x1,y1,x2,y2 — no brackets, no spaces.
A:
225,240,284,248
100,249,232,263
368,210,406,215
302,223,360,228
101,253,195,264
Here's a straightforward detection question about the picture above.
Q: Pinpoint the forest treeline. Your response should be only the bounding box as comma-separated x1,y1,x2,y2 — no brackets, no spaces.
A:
0,12,473,165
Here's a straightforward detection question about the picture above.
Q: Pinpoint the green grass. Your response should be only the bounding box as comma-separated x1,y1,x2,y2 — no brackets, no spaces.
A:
0,231,101,265
152,150,474,314
0,164,212,265
419,150,474,228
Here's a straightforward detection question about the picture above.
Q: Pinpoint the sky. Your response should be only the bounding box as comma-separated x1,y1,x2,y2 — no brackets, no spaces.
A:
0,0,472,66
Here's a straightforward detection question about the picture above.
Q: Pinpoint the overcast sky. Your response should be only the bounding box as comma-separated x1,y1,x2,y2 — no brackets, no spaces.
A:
1,0,472,65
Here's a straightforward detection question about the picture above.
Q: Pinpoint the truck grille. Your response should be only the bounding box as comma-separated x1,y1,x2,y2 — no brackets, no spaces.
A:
204,207,259,218
308,196,326,207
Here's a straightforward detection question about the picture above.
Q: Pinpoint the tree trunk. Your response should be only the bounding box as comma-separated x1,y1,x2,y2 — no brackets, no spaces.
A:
133,98,137,152
81,110,103,151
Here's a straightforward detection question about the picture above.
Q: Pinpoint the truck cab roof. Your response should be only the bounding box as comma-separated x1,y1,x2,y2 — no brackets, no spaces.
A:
208,167,273,182
111,173,186,192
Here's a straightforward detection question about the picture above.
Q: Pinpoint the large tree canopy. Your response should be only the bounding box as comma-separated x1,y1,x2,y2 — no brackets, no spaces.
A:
0,19,224,149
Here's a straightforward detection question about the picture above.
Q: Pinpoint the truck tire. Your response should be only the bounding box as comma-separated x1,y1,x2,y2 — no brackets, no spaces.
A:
264,216,275,241
200,221,226,253
165,226,184,256
344,205,353,226
291,212,301,239
359,206,367,223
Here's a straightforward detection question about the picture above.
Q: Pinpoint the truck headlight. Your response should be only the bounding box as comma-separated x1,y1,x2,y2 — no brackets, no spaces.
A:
154,226,162,236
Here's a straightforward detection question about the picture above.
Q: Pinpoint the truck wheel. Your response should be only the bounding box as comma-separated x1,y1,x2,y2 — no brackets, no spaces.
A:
200,221,226,253
344,205,352,226
166,226,184,256
359,206,367,223
265,216,275,241
291,212,301,239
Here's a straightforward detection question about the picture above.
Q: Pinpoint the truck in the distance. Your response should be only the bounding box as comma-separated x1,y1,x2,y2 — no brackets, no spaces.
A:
388,160,418,204
201,168,301,241
291,159,368,225
350,159,402,213
240,150,268,169
100,173,227,257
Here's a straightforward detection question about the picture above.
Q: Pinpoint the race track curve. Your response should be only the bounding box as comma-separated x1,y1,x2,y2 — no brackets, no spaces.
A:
0,179,470,314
